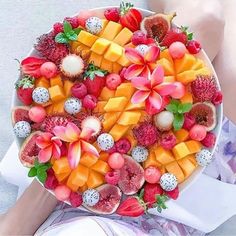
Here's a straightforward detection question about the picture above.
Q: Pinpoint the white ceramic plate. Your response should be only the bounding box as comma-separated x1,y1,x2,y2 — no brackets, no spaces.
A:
12,7,223,197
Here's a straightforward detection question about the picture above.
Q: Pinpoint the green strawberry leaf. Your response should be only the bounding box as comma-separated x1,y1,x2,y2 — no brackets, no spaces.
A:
154,195,168,213
84,63,108,80
63,21,73,33
28,167,37,177
55,33,69,44
187,32,194,41
73,27,83,35
65,31,78,41
139,189,144,199
173,113,184,130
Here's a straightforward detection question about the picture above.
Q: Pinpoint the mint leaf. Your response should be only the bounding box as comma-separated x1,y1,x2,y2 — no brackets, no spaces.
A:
74,27,82,35
173,113,184,130
28,167,37,177
55,33,68,44
63,21,72,33
181,103,192,113
65,31,78,41
37,168,47,183
166,103,178,113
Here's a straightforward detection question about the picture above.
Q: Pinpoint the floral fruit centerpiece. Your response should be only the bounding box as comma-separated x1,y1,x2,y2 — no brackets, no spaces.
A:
12,2,222,217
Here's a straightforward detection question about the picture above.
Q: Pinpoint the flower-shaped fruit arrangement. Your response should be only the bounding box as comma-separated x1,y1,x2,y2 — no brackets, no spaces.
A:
12,2,222,216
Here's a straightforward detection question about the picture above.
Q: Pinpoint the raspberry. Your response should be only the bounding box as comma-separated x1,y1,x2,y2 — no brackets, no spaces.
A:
71,82,88,99
105,171,120,185
187,40,201,54
133,122,159,147
69,192,83,208
82,94,97,110
104,8,120,22
131,30,147,45
201,132,216,148
160,132,177,150
44,170,58,190
183,112,196,130
53,22,63,34
35,32,69,65
191,75,217,102
106,144,117,154
115,138,131,154
212,91,223,105
64,17,79,28
143,183,163,207
165,186,179,200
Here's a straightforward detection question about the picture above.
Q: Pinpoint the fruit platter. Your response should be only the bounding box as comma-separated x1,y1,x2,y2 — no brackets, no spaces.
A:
12,2,223,216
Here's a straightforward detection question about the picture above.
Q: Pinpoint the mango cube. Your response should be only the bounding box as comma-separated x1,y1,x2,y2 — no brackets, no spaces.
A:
125,101,145,111
100,58,113,72
117,52,131,67
35,77,50,89
178,157,197,178
174,54,196,74
172,142,190,159
109,124,130,141
104,97,128,112
52,100,65,113
113,27,133,46
50,75,63,87
115,82,135,100
52,157,71,175
118,111,141,125
99,87,115,101
55,172,70,182
185,140,202,154
143,151,161,169
174,129,189,143
191,59,204,70
112,63,122,74
180,92,193,104
165,161,185,183
156,58,175,76
91,160,111,175
48,85,65,102
100,21,122,40
176,70,196,85
77,30,98,47
91,38,111,55
154,146,175,165
104,43,123,62
86,170,104,189
64,80,74,97
97,19,109,36
89,52,103,67
159,49,174,64
94,101,107,113
79,153,98,167
102,112,121,131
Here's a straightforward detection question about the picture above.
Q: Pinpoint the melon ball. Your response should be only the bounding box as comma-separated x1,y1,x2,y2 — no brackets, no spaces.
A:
169,42,187,59
29,106,46,123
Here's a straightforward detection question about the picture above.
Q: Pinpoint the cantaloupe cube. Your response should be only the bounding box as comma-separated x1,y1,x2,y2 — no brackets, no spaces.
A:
70,41,81,53
125,101,145,110
180,92,193,104
55,171,71,182
195,67,211,76
185,140,202,154
113,27,133,46
103,112,121,131
174,54,196,74
46,104,54,115
156,58,175,76
64,80,74,97
104,97,128,112
100,21,122,40
115,83,135,99
35,77,50,89
100,58,113,72
172,142,190,159
112,63,122,74
164,76,175,83
191,59,204,70
165,161,185,183
88,52,103,68
86,170,104,189
52,100,65,113
49,85,65,102
160,49,174,64
187,154,198,166
99,87,115,101
91,160,110,175
109,124,130,141
154,146,175,164
174,129,189,143
94,101,107,113
53,157,71,175
117,52,132,67
178,157,196,178
143,151,161,169
118,111,141,125
91,38,111,55
125,133,137,151
104,43,123,62
99,152,109,162
79,153,98,167
97,19,109,36
176,70,196,85
50,75,63,87
67,164,89,191
77,30,98,47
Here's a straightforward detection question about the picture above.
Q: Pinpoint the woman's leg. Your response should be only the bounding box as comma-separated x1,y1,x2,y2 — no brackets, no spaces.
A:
213,0,236,123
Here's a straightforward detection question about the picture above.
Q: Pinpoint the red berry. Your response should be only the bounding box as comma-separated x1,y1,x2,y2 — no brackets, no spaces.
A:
64,17,79,28
44,170,58,190
69,192,83,208
183,113,196,130
105,170,120,185
160,132,177,150
131,30,147,45
187,40,201,54
161,28,188,47
115,138,131,154
106,144,117,154
201,132,216,148
104,8,120,22
106,73,122,90
212,91,223,105
82,94,97,110
71,82,87,99
53,22,64,34
189,124,207,141
166,186,179,200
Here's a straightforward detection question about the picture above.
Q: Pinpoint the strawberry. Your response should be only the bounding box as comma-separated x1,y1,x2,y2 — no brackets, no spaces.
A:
119,2,142,32
165,186,179,200
15,76,35,105
143,183,163,207
20,57,47,78
116,197,145,217
83,64,107,97
161,26,192,47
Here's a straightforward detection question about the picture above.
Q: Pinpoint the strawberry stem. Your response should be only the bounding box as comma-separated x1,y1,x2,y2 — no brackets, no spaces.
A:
83,63,108,80
120,1,134,15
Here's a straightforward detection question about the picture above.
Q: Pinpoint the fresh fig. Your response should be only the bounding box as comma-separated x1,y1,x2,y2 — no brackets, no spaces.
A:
118,155,145,195
84,184,122,214
189,102,217,131
12,106,31,125
140,13,176,41
19,131,42,167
